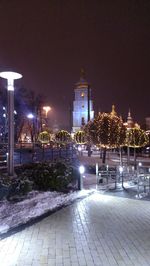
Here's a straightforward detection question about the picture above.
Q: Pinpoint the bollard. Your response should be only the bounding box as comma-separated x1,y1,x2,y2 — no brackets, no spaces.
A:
96,163,98,176
78,165,85,190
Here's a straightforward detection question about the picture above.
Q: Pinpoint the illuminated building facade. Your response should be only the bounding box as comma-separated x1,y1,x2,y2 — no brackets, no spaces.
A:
72,70,94,132
124,109,140,129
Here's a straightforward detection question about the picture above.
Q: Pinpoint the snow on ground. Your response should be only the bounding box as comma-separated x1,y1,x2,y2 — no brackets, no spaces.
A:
0,189,94,236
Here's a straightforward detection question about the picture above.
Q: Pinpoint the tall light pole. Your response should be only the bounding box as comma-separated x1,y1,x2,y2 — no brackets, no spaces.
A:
27,113,34,142
0,71,22,176
43,106,51,129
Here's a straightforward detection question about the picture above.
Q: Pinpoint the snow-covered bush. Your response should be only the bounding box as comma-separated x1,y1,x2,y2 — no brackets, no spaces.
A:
0,174,33,201
15,161,78,192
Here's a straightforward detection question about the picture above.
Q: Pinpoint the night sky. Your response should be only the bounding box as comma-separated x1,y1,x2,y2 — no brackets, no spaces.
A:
0,0,150,129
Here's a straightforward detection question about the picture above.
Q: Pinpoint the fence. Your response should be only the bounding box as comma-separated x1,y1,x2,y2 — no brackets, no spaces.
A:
0,142,77,166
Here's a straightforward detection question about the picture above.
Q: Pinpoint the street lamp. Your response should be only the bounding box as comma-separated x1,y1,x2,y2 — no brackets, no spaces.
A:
0,71,22,176
43,106,51,118
27,113,34,119
78,165,85,190
119,165,124,189
27,113,34,142
42,106,51,130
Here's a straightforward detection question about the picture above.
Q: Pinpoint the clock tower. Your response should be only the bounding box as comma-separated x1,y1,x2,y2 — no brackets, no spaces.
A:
72,70,94,132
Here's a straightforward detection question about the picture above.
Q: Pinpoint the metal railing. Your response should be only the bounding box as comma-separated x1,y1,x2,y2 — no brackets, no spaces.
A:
0,142,77,167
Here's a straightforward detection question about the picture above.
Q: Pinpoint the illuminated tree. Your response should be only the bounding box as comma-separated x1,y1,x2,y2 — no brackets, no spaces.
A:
38,131,50,144
74,130,86,144
85,108,126,163
126,127,149,167
126,128,148,148
55,130,71,146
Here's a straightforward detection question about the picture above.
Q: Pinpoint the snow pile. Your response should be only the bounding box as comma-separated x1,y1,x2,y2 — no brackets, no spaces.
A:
0,189,94,236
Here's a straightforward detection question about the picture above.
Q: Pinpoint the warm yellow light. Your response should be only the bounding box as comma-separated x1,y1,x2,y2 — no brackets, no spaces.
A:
43,106,51,118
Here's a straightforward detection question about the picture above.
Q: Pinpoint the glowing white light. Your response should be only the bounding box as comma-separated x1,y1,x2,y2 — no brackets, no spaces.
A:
0,71,22,176
27,114,34,119
0,71,22,91
79,165,85,174
43,106,51,118
119,166,123,173
132,166,134,171
0,71,22,80
138,162,142,167
78,146,82,152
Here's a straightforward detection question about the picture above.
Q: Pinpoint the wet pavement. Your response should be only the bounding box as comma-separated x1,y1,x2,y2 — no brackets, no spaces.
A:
1,191,150,265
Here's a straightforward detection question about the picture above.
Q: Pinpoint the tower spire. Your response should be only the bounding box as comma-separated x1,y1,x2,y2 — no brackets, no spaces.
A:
111,104,117,116
127,108,133,128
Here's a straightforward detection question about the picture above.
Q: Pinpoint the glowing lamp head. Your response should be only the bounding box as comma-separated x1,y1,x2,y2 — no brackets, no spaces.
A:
0,71,22,91
78,146,82,152
79,165,85,174
27,113,34,119
43,106,51,118
119,166,123,173
43,106,51,112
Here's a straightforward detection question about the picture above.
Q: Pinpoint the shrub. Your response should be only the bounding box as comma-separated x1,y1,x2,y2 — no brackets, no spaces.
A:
0,173,33,201
7,178,33,201
15,161,78,192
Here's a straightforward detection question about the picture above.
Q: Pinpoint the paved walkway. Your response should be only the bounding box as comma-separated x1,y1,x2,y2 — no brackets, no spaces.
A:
1,193,150,266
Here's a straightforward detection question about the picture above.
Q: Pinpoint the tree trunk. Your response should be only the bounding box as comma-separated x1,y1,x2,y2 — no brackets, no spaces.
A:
134,148,137,169
102,147,106,164
127,146,130,166
99,148,102,159
120,147,122,166
88,144,91,157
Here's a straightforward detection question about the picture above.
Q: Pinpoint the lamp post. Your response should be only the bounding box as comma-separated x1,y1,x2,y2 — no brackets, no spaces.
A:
78,165,85,190
119,165,124,189
42,106,51,130
0,71,22,176
27,113,34,142
2,107,7,143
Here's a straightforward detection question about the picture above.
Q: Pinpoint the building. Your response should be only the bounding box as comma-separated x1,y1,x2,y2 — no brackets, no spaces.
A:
72,70,94,132
124,109,140,129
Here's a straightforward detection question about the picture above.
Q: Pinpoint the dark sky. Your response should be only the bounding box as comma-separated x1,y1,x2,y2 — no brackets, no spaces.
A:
0,0,150,128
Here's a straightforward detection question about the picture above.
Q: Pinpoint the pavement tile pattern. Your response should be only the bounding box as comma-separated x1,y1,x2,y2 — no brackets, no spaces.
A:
1,193,150,266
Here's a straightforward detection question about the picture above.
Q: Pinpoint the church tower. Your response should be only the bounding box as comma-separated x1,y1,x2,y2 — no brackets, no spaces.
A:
127,109,134,129
72,69,94,132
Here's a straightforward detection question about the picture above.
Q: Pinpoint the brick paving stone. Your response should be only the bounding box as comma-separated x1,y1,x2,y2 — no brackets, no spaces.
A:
2,193,150,265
